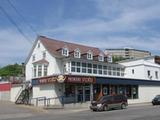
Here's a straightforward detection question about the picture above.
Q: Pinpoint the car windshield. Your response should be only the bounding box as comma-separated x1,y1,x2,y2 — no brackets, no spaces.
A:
155,95,160,99
97,96,110,102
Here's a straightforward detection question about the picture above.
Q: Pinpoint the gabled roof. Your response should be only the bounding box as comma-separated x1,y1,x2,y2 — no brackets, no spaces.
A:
39,36,104,57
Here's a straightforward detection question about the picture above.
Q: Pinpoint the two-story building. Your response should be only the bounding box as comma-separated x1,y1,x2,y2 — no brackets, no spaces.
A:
25,36,160,106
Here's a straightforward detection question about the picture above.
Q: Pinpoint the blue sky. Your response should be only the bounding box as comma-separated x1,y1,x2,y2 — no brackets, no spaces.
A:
0,0,160,66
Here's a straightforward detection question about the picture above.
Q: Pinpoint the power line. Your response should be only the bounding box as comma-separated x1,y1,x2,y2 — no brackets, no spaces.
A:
7,0,38,35
0,5,33,44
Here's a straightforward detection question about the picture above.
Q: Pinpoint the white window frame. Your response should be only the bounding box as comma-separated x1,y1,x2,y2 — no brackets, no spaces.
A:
62,47,69,56
74,49,81,58
98,54,104,61
87,50,93,60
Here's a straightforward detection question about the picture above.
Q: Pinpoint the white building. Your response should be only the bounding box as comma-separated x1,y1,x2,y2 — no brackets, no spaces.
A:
24,36,160,106
119,56,160,104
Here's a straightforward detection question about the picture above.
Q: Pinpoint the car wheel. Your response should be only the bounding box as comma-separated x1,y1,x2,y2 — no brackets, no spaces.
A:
121,103,127,109
103,105,109,111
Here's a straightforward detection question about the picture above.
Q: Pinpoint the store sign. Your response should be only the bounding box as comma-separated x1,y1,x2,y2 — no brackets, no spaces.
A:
66,76,95,83
38,76,57,84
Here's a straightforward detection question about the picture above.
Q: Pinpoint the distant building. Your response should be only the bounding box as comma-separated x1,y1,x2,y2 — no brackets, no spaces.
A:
105,48,151,59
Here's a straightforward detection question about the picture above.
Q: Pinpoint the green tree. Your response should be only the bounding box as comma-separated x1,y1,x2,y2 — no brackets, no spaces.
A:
112,56,127,63
0,63,23,77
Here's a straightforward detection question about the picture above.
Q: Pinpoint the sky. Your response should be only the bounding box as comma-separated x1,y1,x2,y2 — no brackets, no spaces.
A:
0,0,160,67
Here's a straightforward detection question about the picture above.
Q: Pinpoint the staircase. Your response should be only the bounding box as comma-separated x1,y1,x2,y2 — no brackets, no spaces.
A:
15,83,31,104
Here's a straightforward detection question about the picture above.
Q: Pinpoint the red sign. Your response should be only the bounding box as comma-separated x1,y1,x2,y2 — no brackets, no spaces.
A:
66,76,95,83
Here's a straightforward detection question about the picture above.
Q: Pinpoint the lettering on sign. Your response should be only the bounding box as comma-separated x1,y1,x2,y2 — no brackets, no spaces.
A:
39,76,57,84
67,76,95,83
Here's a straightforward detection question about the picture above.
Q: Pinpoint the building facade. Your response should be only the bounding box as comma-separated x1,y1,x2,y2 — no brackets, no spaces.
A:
25,36,160,106
105,48,151,59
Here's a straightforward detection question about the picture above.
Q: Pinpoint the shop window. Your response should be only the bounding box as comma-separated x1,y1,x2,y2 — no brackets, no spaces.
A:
82,63,86,73
93,64,97,74
132,86,138,99
38,65,42,77
87,63,92,73
98,65,102,74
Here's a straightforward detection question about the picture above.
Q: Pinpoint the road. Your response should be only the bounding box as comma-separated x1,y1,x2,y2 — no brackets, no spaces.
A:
0,101,160,120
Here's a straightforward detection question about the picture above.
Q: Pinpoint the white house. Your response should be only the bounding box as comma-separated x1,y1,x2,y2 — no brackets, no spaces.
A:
24,36,160,106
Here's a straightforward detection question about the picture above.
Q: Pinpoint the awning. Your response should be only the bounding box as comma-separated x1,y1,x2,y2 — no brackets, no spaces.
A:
96,77,160,86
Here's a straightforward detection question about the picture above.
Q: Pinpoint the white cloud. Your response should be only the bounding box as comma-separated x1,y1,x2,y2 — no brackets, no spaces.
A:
0,29,32,66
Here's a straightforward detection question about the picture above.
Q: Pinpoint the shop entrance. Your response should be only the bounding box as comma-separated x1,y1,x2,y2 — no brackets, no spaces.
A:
65,84,91,103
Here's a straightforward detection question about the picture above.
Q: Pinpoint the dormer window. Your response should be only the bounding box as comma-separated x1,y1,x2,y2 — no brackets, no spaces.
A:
74,48,81,58
62,47,69,56
98,54,104,61
87,50,93,60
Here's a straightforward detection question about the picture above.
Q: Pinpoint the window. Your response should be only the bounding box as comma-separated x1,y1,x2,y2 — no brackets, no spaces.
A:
43,51,46,59
147,70,151,77
117,68,120,76
98,55,104,61
108,66,112,75
87,63,92,73
82,63,86,73
38,65,42,77
76,62,81,72
71,61,76,72
155,71,158,79
87,51,93,60
132,69,134,74
33,65,36,77
93,64,97,74
44,65,48,76
62,47,69,56
107,55,113,63
74,49,81,58
113,67,116,76
103,66,107,75
32,55,35,61
37,43,40,48
98,65,102,74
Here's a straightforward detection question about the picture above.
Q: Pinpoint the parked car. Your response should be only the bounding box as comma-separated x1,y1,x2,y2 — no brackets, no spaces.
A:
90,94,128,111
152,95,160,105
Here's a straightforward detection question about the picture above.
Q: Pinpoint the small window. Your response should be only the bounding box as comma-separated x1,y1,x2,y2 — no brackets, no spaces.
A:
87,51,93,60
43,64,48,76
132,69,134,74
74,49,81,58
38,65,42,77
98,54,104,61
155,71,158,79
32,55,35,61
43,51,46,59
147,70,151,77
37,43,40,48
62,47,69,56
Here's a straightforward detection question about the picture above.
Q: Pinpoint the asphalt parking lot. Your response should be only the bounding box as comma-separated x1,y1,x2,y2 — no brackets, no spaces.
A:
1,101,160,120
